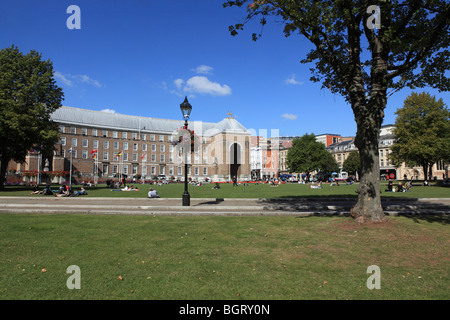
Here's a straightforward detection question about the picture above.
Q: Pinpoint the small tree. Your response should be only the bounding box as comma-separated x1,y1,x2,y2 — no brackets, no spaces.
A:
343,150,361,177
389,92,450,180
286,133,338,175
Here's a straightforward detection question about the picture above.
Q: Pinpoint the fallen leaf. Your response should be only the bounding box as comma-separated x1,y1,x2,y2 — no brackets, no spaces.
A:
118,275,123,280
41,268,47,272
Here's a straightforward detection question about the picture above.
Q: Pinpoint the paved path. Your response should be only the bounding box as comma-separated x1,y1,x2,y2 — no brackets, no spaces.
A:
0,196,449,216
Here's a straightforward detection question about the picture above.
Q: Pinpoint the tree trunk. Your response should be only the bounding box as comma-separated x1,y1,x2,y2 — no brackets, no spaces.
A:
0,157,8,190
352,125,388,224
422,163,428,182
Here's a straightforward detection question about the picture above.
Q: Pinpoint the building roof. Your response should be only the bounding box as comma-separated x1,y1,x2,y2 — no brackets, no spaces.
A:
51,106,250,136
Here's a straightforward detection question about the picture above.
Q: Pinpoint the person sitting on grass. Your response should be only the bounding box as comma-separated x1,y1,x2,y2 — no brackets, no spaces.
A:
75,186,88,196
212,182,220,189
310,181,322,189
147,187,160,198
29,183,41,195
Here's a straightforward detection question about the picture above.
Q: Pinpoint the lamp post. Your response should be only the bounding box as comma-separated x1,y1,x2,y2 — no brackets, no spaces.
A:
180,97,192,206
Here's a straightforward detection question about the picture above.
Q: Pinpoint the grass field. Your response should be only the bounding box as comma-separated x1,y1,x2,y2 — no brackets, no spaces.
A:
1,181,448,300
1,181,449,199
0,214,448,300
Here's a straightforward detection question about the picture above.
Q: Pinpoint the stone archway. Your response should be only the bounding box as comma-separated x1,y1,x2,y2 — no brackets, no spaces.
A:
230,142,241,180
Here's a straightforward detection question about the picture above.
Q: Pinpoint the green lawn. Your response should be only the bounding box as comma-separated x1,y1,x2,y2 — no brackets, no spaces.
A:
1,181,449,199
0,214,448,300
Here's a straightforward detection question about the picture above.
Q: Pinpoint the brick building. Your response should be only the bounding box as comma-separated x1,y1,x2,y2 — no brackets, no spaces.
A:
7,106,251,183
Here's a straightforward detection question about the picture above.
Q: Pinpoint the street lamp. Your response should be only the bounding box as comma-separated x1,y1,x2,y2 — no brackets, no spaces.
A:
180,97,192,206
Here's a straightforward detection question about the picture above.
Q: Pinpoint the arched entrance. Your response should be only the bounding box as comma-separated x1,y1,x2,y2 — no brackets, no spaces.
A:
230,143,241,180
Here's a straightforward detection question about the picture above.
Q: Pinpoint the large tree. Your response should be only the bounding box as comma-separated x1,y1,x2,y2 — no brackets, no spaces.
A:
389,92,450,180
0,45,64,189
286,133,339,175
224,0,450,223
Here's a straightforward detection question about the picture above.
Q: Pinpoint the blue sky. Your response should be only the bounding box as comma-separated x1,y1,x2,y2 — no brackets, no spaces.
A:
1,0,448,138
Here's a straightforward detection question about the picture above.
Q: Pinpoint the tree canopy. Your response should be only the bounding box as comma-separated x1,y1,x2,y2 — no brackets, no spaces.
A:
286,133,339,174
343,150,361,176
0,45,63,188
389,92,450,180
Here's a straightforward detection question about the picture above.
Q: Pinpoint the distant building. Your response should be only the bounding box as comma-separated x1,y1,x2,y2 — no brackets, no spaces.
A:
326,124,448,180
316,134,342,147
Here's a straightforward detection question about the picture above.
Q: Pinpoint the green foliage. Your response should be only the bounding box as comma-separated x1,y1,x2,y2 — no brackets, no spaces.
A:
0,45,63,187
343,150,361,175
389,92,450,177
286,133,339,173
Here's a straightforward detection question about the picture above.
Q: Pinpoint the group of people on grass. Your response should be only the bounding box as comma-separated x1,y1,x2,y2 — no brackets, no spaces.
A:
385,180,412,192
29,183,88,197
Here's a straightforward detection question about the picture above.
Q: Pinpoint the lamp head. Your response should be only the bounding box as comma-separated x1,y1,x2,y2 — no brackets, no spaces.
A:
180,96,192,120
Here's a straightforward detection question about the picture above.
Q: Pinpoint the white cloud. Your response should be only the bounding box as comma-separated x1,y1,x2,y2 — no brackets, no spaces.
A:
100,108,116,113
281,113,298,120
183,76,231,96
174,78,185,89
54,71,73,87
192,65,214,75
284,74,304,85
54,71,103,88
75,74,103,88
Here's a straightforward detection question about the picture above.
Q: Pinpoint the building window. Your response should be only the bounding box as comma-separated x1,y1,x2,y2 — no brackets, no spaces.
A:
133,143,138,151
159,166,165,175
159,135,164,142
203,167,208,175
102,130,108,137
150,134,155,141
160,155,165,162
82,139,88,148
140,134,146,141
151,154,156,162
151,144,156,152
169,166,174,175
151,166,156,175
142,144,147,151
103,141,109,149
60,125,65,133
123,165,128,175
113,165,118,175
132,165,138,175
71,127,76,134
92,129,98,137
82,150,88,159
93,140,99,149
122,132,127,139
114,141,119,150
61,137,66,146
103,152,108,160
82,128,87,136
133,153,138,161
160,144,165,152
132,133,137,140
113,131,118,138
178,167,182,175
71,138,77,147
123,153,128,161
195,167,199,175
123,142,128,150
